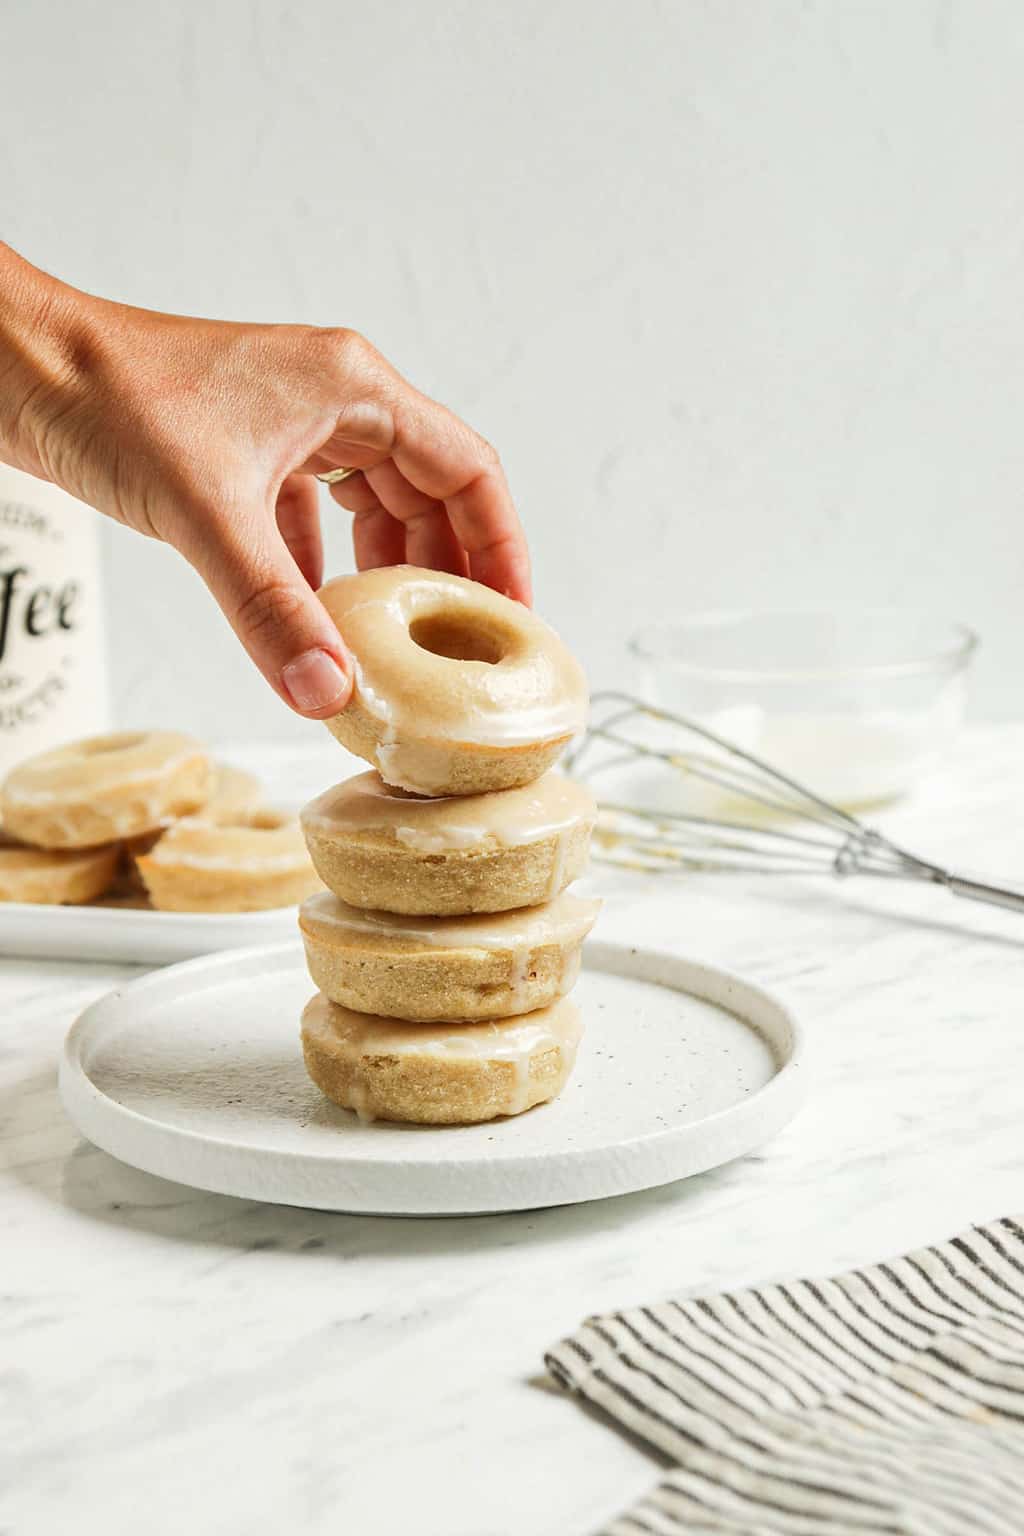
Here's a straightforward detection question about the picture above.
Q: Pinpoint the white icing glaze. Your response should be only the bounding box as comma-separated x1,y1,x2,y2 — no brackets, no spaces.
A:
200,764,264,822
299,888,601,953
302,992,582,1064
394,824,485,854
143,813,311,876
300,769,596,856
317,566,588,751
2,732,207,808
558,946,583,994
2,759,196,807
148,851,309,873
373,740,414,791
5,803,169,843
546,828,569,900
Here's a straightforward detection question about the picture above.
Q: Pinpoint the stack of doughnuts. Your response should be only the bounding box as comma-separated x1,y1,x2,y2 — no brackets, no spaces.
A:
298,565,600,1126
0,732,319,912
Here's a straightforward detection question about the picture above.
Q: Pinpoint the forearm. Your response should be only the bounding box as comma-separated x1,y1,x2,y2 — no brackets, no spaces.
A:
0,243,91,482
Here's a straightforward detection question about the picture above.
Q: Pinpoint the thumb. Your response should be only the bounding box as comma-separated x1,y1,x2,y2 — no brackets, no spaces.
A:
193,520,353,719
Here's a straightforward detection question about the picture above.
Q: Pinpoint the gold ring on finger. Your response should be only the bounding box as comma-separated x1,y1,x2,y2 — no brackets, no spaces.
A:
316,467,360,485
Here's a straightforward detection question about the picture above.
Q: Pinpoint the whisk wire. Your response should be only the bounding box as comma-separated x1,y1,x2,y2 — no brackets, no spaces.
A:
571,691,1023,913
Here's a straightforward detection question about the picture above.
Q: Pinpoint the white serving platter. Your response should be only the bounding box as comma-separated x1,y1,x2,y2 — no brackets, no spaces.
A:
0,739,363,965
59,939,805,1215
0,899,302,966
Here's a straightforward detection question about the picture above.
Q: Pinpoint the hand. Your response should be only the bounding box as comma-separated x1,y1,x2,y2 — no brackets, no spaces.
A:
0,245,530,717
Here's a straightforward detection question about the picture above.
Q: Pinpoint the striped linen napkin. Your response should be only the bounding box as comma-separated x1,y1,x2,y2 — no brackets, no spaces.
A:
546,1217,1024,1535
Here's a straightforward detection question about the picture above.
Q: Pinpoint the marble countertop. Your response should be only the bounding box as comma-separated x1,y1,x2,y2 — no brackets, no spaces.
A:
4,730,1024,1536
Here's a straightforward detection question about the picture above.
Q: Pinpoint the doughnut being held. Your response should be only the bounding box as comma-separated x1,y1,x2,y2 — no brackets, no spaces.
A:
301,769,596,914
299,888,600,1021
301,992,583,1124
1,731,211,849
138,809,319,912
317,566,587,795
0,836,119,905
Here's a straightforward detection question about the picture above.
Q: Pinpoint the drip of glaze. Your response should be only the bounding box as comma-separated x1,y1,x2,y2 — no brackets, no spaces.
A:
506,1045,533,1117
302,994,583,1122
558,946,583,994
299,888,601,953
394,823,486,854
546,830,569,900
347,1075,375,1124
505,943,534,1014
305,993,581,1059
302,769,595,857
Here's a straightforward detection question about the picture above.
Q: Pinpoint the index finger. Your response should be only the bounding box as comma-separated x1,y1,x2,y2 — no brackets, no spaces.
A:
323,386,531,605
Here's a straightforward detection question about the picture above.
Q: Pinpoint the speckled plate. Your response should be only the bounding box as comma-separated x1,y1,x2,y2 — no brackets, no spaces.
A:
58,940,805,1215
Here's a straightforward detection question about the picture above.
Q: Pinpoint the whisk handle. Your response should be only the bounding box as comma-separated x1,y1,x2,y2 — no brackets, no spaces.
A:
944,872,1024,915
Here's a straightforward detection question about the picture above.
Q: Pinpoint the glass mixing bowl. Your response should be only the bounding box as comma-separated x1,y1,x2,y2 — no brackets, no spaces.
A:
629,609,978,808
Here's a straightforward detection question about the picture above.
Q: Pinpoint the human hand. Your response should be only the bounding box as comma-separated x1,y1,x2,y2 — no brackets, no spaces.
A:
0,245,530,717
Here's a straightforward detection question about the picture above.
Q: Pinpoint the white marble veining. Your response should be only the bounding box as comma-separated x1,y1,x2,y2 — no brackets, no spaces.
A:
3,731,1024,1535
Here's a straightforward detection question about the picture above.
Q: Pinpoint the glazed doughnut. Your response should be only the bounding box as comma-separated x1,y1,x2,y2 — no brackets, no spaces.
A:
120,764,266,893
1,731,211,849
201,763,264,822
298,888,600,1021
137,809,320,913
0,835,119,905
317,566,587,795
301,992,583,1123
300,769,596,915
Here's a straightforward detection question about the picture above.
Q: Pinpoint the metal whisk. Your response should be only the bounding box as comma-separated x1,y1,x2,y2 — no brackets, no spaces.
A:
566,692,1024,915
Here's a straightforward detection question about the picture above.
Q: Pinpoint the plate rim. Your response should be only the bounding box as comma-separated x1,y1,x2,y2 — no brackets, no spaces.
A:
59,938,806,1211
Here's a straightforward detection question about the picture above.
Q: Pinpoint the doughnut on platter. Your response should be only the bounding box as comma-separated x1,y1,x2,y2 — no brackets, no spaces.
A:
59,938,804,1215
0,743,366,964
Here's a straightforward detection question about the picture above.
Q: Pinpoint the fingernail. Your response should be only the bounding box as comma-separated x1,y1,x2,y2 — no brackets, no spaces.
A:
281,648,350,713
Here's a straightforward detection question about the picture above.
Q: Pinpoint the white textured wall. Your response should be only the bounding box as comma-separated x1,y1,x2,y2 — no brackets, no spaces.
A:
3,0,1023,738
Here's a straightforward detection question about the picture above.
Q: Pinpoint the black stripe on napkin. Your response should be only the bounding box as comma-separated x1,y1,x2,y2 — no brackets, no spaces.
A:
547,1217,1024,1535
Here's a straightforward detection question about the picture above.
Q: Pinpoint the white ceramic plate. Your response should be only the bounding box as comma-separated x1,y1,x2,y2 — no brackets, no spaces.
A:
59,940,805,1215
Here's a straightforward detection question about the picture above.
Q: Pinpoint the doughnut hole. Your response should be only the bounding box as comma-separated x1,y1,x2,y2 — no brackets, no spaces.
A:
221,808,289,832
409,613,516,665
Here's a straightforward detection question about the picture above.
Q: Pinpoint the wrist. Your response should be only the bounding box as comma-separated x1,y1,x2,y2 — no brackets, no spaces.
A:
0,244,95,483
